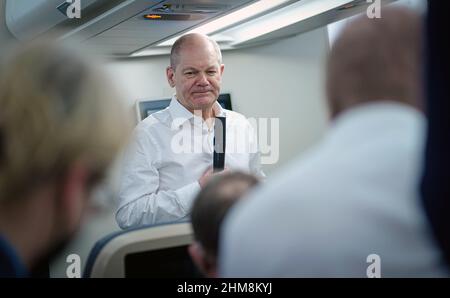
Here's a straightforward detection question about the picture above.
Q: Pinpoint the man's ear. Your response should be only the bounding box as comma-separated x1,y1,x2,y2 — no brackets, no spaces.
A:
188,242,217,277
220,64,225,76
59,160,90,232
166,66,176,88
188,242,208,276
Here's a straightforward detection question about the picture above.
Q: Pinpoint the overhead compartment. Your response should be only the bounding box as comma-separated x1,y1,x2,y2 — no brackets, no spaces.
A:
5,0,257,56
6,0,128,40
5,0,407,57
131,0,398,57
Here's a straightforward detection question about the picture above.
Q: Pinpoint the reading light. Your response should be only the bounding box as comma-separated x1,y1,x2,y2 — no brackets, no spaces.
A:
144,14,162,19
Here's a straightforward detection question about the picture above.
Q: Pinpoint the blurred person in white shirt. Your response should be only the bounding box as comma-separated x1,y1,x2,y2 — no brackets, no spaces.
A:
220,7,448,277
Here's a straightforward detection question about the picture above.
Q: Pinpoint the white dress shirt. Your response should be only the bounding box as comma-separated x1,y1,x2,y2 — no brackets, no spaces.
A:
220,102,448,277
116,96,264,229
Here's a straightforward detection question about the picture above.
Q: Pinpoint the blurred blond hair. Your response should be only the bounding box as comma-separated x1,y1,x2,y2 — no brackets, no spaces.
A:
0,40,131,202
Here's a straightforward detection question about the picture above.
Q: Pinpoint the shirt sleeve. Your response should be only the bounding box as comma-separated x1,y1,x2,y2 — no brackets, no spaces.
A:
116,126,201,229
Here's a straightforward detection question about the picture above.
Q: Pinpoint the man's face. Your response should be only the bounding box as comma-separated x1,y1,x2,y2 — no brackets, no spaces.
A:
167,41,224,112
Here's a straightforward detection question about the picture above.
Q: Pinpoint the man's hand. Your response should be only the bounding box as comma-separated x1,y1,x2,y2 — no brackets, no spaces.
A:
198,167,229,188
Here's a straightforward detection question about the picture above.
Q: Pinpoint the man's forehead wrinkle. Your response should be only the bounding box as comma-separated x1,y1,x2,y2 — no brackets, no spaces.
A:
181,64,218,70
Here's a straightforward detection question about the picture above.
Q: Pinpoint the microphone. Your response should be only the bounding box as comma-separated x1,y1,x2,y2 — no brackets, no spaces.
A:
213,116,226,172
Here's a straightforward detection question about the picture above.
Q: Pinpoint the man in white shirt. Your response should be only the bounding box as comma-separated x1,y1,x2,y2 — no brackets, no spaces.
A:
117,33,264,228
220,7,448,277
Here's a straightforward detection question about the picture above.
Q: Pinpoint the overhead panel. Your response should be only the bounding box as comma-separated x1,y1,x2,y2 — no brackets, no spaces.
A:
81,0,256,56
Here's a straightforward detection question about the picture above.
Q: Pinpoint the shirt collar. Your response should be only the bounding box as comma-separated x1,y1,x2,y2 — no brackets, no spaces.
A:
214,100,226,117
327,101,424,144
331,101,423,127
168,95,194,124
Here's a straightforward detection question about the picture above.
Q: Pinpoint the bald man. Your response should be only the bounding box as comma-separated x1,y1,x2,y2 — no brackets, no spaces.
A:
117,34,264,228
220,7,448,277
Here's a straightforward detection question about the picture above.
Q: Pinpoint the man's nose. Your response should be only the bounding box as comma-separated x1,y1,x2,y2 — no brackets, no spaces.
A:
196,72,209,86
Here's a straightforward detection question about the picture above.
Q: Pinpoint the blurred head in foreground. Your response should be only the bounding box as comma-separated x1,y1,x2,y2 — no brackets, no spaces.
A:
189,172,259,277
326,7,423,118
0,40,130,277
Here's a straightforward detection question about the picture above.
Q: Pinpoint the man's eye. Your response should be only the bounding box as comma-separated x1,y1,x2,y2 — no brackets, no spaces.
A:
207,71,217,75
184,72,194,76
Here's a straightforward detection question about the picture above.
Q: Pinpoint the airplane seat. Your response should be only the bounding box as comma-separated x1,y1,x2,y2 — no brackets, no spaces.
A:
83,221,200,278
